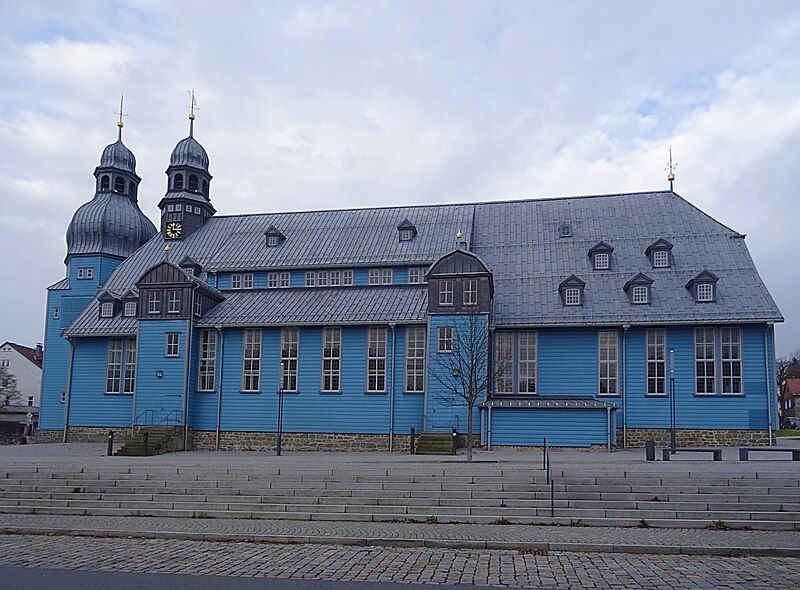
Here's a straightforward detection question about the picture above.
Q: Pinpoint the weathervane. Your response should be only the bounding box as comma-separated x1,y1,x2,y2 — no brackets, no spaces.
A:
114,94,127,140
665,145,677,191
187,89,198,136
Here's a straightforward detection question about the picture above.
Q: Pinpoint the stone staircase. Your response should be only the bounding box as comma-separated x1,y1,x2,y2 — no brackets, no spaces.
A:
415,432,456,455
114,427,185,457
1,464,800,530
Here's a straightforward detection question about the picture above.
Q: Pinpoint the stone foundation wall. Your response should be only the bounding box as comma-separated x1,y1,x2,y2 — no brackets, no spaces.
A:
192,431,412,452
620,428,772,448
35,427,133,444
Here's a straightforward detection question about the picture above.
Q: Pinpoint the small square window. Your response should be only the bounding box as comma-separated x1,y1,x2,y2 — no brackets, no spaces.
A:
305,271,316,287
242,274,254,289
317,271,328,286
77,268,84,279
279,272,291,288
268,273,278,288
231,274,242,289
399,228,413,241
381,269,393,285
27,396,34,407
165,333,180,357
368,269,380,285
124,301,137,317
194,206,200,214
565,287,581,306
184,267,194,276
697,283,714,302
632,285,649,304
438,327,453,353
653,250,669,268
86,268,93,279
167,204,174,212
100,302,114,318
594,252,609,270
53,307,60,320
342,270,354,286
329,270,341,286
408,268,422,284
267,235,279,247
60,391,66,403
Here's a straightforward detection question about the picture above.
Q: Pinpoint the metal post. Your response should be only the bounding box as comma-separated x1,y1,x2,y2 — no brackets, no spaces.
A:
276,361,284,457
542,437,548,470
669,348,676,454
107,431,114,456
550,479,554,518
410,427,416,454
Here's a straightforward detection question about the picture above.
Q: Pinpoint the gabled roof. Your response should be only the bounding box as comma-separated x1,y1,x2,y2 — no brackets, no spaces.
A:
397,218,416,230
588,241,614,256
264,225,285,238
558,275,586,291
645,238,674,255
783,379,800,398
685,270,719,288
0,342,42,368
623,273,654,291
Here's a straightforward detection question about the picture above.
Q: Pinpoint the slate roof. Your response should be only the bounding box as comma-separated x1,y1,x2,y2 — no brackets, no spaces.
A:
1,342,43,368
61,190,783,336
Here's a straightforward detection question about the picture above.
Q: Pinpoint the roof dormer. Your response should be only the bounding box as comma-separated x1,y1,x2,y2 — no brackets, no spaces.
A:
623,273,654,305
686,270,719,303
588,241,614,270
645,238,674,268
97,290,121,319
178,255,203,277
558,275,586,306
397,219,417,242
264,226,286,248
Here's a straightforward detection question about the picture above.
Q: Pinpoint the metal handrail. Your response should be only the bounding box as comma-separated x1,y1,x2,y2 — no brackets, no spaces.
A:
130,409,155,429
156,409,183,428
543,437,555,517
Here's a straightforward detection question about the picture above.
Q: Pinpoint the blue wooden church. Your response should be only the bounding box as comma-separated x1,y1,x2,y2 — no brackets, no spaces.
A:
38,113,784,450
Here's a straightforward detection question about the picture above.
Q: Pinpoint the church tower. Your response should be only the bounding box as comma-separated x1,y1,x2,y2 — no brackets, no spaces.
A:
158,96,215,240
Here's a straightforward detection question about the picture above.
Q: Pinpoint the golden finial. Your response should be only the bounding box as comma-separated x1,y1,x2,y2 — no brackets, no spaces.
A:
665,145,677,191
114,95,126,140
187,89,198,136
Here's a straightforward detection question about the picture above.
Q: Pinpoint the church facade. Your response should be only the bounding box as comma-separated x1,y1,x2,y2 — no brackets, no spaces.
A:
38,114,783,450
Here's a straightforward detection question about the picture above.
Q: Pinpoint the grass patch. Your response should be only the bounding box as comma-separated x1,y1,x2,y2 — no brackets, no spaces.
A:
424,515,439,524
492,517,511,525
637,519,651,528
706,520,730,531
775,429,800,437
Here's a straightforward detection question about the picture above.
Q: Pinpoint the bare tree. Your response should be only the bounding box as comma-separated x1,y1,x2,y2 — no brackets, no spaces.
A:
777,348,800,413
430,315,509,461
0,366,20,409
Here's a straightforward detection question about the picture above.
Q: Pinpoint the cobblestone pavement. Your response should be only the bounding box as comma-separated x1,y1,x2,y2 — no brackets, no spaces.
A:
1,533,798,588
2,513,800,556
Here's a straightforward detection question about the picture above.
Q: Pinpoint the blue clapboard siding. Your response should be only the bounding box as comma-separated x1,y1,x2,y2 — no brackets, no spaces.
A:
490,408,613,447
39,289,70,429
391,325,426,434
134,320,188,424
537,328,600,396
623,324,773,430
426,315,485,433
66,337,132,427
214,267,416,291
67,255,122,294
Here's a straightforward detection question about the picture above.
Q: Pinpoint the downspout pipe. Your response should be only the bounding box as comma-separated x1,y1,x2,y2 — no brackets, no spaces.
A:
62,337,74,444
622,323,630,448
182,285,197,449
214,326,225,451
765,322,774,446
388,323,396,452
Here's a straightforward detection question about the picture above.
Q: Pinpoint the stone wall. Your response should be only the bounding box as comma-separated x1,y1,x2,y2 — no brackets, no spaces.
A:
35,427,133,445
192,430,412,452
620,428,773,447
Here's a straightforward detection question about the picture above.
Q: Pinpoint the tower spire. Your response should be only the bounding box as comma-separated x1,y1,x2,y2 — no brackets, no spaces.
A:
114,94,126,140
665,145,677,191
187,89,198,137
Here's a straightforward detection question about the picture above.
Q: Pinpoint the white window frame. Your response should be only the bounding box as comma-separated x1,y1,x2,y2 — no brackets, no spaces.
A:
242,329,262,392
124,301,136,317
632,285,649,304
399,228,413,241
518,331,537,394
194,206,200,214
565,287,581,306
279,272,291,288
721,327,742,395
86,268,93,279
463,279,478,306
695,327,716,395
122,338,136,394
167,290,180,314
165,333,180,358
381,268,393,285
267,235,279,247
194,299,202,317
342,270,354,286
167,204,174,212
697,283,714,302
404,326,425,393
494,332,514,394
367,269,380,285
408,268,422,284
280,328,299,392
437,326,453,353
100,302,114,318
329,270,341,286
317,271,328,286
646,328,666,396
321,327,341,392
305,271,316,287
53,307,60,320
653,250,670,268
367,327,387,392
147,291,161,314
231,274,243,289
198,329,217,392
598,330,618,396
594,252,609,270
242,273,254,289
439,280,454,306
106,337,136,395
268,273,278,288
77,268,84,279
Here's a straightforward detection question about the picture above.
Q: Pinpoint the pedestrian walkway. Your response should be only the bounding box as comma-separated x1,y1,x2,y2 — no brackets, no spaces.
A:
2,513,799,556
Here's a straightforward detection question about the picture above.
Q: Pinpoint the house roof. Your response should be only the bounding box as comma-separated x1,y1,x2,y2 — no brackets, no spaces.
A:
0,342,42,368
783,378,800,398
61,190,783,335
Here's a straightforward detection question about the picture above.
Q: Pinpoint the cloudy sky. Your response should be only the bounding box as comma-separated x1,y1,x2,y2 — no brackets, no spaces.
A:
1,1,798,354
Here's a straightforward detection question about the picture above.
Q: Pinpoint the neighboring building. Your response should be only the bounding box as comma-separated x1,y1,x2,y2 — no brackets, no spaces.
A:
0,341,43,436
37,112,783,449
781,378,800,417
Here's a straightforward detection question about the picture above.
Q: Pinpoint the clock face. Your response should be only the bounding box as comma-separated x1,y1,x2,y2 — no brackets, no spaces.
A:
166,222,182,239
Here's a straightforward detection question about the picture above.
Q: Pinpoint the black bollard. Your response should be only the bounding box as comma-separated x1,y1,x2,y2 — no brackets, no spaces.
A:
410,427,416,454
107,430,114,456
645,440,655,461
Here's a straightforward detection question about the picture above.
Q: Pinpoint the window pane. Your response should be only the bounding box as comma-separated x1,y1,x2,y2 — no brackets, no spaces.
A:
280,328,299,392
405,326,425,392
518,331,537,393
598,330,618,395
494,332,514,393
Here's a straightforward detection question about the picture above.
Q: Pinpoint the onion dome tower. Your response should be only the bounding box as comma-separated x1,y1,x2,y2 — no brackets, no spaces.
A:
158,92,215,240
65,103,157,263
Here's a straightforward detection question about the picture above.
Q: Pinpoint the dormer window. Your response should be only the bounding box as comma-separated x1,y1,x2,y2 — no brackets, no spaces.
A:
645,238,674,269
267,235,278,247
264,226,286,248
686,271,719,303
623,273,654,305
558,275,585,306
397,219,417,242
100,302,114,318
124,301,137,317
558,223,573,238
588,242,614,271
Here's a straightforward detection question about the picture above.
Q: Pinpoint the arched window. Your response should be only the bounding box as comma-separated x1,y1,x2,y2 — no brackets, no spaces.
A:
114,177,125,192
174,173,184,190
100,175,110,191
202,180,208,195
129,182,135,195
188,175,198,192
